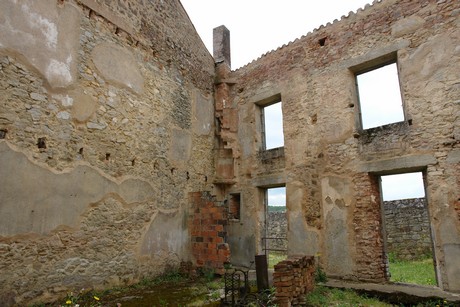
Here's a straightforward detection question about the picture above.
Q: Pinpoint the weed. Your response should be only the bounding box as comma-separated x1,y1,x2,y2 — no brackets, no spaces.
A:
314,265,328,283
198,267,215,282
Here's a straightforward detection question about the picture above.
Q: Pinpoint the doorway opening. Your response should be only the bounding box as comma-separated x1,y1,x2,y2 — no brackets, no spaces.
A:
380,172,437,286
263,186,287,268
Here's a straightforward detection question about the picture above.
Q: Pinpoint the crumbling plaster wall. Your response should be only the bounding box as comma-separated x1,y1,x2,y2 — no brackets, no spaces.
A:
220,0,460,292
0,0,215,304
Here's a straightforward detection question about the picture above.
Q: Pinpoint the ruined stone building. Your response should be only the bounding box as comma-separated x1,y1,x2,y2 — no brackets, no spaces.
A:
0,0,459,304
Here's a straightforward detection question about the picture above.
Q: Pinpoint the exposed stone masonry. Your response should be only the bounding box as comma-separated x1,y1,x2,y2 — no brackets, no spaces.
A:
383,198,432,260
1,0,460,304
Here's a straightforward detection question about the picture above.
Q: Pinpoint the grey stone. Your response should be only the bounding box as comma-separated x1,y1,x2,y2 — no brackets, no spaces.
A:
87,122,107,130
30,93,46,102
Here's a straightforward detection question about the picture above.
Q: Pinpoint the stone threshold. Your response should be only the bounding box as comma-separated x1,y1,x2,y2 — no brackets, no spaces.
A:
324,279,460,304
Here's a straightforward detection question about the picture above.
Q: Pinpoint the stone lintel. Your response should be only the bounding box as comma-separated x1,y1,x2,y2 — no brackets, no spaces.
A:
357,154,436,174
344,39,410,73
252,173,286,188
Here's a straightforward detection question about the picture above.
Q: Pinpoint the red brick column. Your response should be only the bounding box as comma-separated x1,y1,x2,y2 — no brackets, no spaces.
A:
273,255,315,306
189,192,230,275
353,173,386,281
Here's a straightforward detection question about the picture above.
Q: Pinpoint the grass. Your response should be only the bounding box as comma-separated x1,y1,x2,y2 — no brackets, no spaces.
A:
306,286,392,307
305,286,456,307
268,251,287,269
389,257,437,286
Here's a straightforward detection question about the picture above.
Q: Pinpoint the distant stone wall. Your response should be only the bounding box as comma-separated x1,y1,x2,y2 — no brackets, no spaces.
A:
267,211,287,252
383,198,433,260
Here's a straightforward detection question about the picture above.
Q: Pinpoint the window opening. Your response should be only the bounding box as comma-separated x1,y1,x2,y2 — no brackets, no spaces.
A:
356,62,404,129
228,193,241,220
262,101,284,150
263,187,287,268
380,172,437,286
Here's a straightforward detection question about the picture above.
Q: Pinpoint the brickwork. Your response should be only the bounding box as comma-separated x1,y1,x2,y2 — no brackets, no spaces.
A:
189,192,230,275
352,173,386,281
273,255,315,307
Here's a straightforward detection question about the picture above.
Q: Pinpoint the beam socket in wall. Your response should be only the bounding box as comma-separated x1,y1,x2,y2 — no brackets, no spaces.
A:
37,137,46,149
105,153,110,161
318,37,327,47
0,129,7,139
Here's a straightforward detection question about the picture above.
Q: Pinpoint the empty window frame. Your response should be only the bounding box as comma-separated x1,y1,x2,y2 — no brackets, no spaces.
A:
260,99,284,150
356,62,405,129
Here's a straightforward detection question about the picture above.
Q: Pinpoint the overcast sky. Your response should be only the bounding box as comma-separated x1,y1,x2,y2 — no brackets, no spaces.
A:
180,0,424,202
181,0,375,69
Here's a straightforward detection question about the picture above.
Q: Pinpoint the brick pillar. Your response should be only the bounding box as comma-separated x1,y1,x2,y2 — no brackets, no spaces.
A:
273,255,315,306
189,191,230,275
353,173,386,281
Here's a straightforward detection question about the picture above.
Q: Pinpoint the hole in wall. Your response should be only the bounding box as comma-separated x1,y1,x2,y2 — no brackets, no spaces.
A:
204,175,208,182
318,37,327,46
228,193,241,220
79,148,84,155
348,103,355,108
171,168,175,174
0,129,7,139
311,114,317,124
408,119,413,125
186,171,190,180
105,153,110,161
37,137,46,149
131,158,135,166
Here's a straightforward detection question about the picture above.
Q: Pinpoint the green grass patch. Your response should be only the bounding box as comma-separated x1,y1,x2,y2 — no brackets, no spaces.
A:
306,286,392,307
389,257,437,286
268,252,287,269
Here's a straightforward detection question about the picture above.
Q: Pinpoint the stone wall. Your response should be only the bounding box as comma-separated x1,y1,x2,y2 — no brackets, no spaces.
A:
383,198,433,260
0,0,215,305
1,0,460,302
267,211,288,252
216,0,460,292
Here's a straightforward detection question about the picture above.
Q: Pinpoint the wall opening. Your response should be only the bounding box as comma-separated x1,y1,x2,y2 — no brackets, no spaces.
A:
356,62,404,129
228,193,241,220
263,186,287,268
379,172,437,286
261,101,284,150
